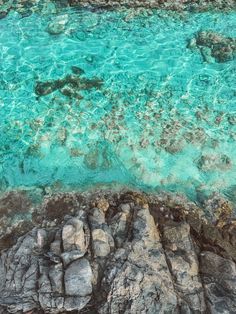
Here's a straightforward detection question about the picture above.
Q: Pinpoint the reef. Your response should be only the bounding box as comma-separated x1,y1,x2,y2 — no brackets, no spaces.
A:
0,189,236,313
188,31,236,63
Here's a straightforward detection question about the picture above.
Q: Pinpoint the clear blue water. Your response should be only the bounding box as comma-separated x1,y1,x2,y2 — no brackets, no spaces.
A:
0,7,235,202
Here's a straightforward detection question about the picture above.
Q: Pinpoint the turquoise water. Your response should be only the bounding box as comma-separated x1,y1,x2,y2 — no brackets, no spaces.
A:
0,7,235,201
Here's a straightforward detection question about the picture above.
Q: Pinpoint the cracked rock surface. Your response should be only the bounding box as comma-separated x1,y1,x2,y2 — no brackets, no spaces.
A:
0,189,236,313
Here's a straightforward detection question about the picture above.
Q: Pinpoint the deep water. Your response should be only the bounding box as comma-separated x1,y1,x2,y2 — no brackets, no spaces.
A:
0,7,235,202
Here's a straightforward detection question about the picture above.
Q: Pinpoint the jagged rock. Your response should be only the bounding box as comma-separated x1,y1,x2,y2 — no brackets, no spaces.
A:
162,222,205,312
61,211,90,264
0,190,236,313
110,204,131,247
61,250,84,265
203,193,233,225
92,229,111,257
50,230,62,255
36,228,48,249
65,258,93,296
62,217,86,252
101,206,178,313
200,251,236,313
89,207,114,258
64,295,91,311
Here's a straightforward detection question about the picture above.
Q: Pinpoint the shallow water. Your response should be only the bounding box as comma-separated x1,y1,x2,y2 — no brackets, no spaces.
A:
0,7,235,202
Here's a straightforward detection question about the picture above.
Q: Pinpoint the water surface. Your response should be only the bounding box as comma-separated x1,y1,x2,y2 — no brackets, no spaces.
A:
0,7,235,201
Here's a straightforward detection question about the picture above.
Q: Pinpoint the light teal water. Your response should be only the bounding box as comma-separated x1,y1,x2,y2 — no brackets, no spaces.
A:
0,7,235,201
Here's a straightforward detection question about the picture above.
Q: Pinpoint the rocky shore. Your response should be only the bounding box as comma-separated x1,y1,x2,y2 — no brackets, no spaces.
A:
0,189,236,313
0,0,235,19
69,0,236,11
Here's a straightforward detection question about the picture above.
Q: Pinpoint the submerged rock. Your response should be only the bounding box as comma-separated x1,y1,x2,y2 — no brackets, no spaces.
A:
0,190,236,313
0,11,7,19
35,68,103,98
197,153,232,172
71,66,85,75
47,14,69,35
188,31,236,63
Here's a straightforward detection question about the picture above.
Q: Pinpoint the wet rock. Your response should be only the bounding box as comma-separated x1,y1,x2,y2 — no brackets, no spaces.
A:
0,219,33,251
42,193,78,221
0,190,31,215
0,190,35,250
